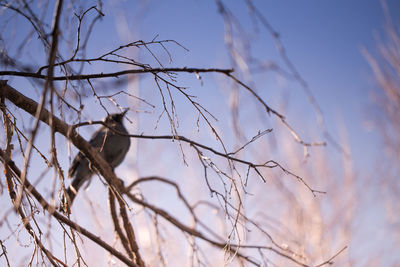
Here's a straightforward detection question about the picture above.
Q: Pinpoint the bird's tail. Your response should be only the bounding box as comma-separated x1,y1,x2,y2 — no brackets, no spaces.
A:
59,174,89,214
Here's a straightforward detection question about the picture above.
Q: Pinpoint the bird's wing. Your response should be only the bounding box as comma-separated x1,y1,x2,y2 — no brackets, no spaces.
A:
68,128,106,177
89,128,107,149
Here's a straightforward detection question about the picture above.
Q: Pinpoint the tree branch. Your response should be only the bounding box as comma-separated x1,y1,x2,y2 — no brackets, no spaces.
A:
0,148,139,267
0,67,234,80
0,81,125,206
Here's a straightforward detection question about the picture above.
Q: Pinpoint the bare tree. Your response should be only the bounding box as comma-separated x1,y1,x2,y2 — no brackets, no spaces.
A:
0,1,349,266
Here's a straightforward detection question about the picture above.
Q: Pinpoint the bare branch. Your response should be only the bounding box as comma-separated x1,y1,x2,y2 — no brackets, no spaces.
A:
0,67,234,80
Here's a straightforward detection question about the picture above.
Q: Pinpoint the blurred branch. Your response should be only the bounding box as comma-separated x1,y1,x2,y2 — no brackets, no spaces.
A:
243,0,343,154
225,72,326,158
0,2,50,47
15,0,64,213
216,0,341,158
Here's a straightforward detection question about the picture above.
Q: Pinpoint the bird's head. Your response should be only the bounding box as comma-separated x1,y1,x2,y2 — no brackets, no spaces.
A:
105,109,128,124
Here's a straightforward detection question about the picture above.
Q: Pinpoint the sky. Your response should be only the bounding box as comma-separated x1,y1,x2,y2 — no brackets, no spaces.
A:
104,0,400,172
1,0,400,265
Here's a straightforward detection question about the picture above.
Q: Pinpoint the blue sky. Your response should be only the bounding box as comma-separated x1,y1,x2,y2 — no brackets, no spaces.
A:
109,0,400,170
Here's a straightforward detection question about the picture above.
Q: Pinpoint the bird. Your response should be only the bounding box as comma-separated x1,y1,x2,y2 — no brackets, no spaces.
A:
61,110,131,213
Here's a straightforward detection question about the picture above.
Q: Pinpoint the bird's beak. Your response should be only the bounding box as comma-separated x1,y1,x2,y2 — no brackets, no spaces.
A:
122,109,129,117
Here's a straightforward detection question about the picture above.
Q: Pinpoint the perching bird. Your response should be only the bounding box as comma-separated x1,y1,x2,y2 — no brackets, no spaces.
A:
62,110,130,212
